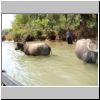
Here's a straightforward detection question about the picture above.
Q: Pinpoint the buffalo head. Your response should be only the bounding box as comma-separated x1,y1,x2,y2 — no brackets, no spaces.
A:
15,42,24,51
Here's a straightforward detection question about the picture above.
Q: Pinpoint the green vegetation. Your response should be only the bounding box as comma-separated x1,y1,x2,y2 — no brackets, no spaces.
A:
2,14,98,42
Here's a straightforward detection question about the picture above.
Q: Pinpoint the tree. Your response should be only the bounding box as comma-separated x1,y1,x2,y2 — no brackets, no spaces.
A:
10,14,98,41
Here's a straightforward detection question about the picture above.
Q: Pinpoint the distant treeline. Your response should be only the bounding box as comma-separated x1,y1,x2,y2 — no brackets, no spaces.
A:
2,14,98,42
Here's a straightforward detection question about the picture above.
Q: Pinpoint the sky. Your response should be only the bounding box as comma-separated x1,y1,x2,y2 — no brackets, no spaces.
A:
2,14,15,30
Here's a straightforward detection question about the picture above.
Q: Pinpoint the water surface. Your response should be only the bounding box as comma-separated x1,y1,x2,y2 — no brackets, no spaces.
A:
2,41,98,86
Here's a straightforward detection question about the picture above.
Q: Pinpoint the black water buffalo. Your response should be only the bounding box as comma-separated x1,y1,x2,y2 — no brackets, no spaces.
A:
75,39,98,64
15,42,51,56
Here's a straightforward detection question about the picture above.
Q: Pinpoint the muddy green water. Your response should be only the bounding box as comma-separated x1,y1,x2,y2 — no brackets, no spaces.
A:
2,41,98,86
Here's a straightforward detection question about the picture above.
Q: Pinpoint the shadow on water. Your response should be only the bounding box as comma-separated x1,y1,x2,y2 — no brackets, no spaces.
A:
2,41,98,86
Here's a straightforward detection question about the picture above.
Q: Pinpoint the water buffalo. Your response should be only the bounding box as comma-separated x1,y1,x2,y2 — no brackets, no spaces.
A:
75,39,98,64
15,42,52,56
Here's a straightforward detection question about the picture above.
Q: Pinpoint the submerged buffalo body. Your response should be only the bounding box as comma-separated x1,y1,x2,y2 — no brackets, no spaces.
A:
75,39,98,63
15,42,51,56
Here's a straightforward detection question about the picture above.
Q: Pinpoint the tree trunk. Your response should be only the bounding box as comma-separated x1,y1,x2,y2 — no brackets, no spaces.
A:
79,14,87,38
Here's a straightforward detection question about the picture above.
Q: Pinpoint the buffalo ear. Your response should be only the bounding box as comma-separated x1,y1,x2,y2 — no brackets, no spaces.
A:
87,40,98,53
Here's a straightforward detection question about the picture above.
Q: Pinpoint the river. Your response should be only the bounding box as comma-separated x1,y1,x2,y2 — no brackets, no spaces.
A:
2,41,98,86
